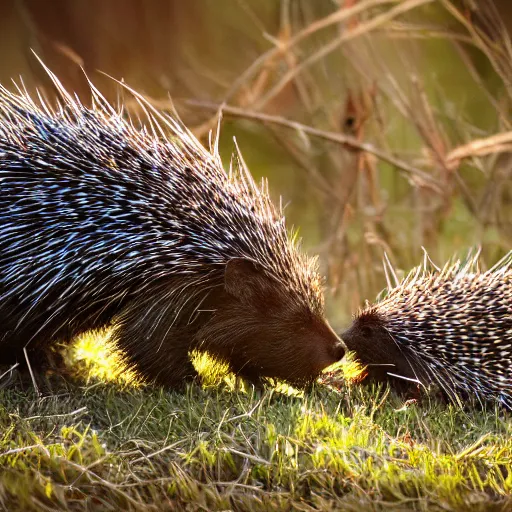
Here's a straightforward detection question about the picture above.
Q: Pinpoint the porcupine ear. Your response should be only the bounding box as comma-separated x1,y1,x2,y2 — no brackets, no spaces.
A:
224,257,272,304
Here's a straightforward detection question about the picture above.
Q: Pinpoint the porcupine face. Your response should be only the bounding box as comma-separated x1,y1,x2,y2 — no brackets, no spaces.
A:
341,309,418,387
197,258,345,386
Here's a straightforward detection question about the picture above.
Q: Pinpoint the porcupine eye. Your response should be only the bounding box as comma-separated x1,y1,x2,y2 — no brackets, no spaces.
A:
359,325,373,338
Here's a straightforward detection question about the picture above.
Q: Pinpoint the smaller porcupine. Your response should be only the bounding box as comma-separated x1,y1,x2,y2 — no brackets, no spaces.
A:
341,251,512,409
0,67,344,388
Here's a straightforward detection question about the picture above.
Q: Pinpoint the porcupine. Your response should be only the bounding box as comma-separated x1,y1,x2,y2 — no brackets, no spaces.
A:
341,251,512,409
0,69,344,389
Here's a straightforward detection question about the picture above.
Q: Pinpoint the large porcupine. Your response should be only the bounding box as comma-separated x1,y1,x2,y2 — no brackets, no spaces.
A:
341,251,512,409
0,69,344,389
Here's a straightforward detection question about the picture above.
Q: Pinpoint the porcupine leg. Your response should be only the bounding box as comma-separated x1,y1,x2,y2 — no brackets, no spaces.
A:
113,302,199,388
229,361,266,389
0,343,73,393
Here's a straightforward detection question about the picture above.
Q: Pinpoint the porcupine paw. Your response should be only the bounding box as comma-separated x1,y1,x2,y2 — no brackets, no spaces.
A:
124,346,199,390
228,362,267,391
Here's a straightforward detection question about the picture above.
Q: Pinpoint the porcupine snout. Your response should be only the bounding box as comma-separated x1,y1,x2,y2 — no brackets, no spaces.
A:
197,258,346,386
319,322,346,368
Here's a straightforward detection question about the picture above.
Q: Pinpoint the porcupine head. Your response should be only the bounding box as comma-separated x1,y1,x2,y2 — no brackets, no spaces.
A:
340,256,440,390
340,307,417,388
0,65,344,389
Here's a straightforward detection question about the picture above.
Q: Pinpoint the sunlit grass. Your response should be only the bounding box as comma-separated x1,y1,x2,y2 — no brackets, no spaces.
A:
66,330,265,391
1,332,507,510
1,371,511,511
64,328,141,387
66,330,367,400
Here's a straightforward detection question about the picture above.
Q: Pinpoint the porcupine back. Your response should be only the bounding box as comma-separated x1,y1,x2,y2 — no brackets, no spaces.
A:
0,70,344,388
341,252,512,409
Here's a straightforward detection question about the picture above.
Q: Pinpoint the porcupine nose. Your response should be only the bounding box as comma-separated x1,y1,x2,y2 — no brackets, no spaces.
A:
313,339,345,376
311,323,345,373
326,323,346,362
329,325,347,361
333,342,345,361
339,325,356,351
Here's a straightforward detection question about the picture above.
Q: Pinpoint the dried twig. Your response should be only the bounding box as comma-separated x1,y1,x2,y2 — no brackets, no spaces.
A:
251,0,434,111
223,0,400,105
445,132,512,168
188,100,440,191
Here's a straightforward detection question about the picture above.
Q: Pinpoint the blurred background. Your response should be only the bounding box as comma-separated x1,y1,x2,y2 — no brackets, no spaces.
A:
1,0,511,327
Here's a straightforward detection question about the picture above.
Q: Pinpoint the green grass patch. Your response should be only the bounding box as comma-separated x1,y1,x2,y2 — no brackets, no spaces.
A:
1,341,511,511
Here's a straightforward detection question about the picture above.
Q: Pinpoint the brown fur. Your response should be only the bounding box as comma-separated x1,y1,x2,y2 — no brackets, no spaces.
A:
341,311,425,393
110,259,344,388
